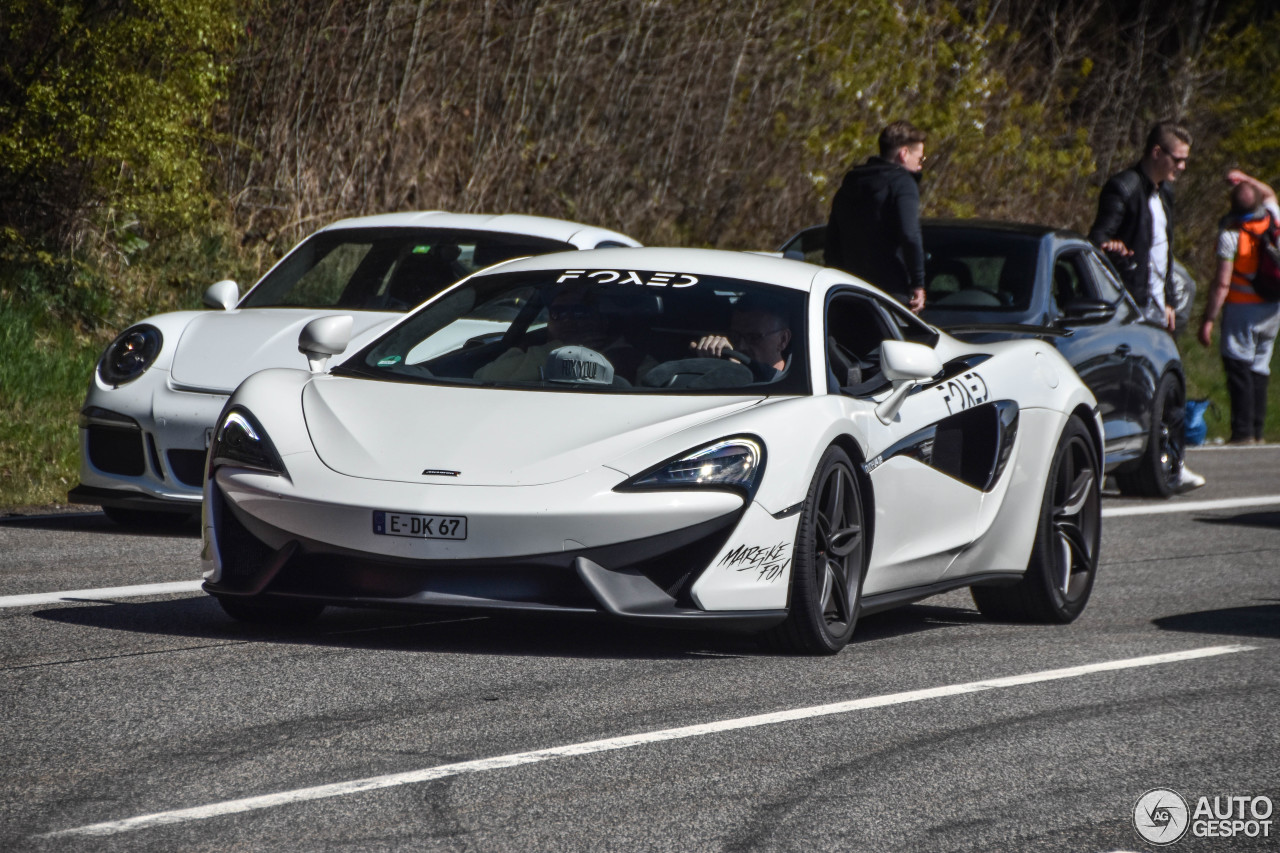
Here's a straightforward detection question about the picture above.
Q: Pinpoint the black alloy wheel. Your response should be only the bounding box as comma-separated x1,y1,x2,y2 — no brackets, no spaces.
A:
1115,371,1185,498
767,445,868,654
972,415,1101,622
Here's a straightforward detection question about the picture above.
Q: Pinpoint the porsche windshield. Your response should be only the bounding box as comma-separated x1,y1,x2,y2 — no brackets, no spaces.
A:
340,269,810,394
240,228,573,311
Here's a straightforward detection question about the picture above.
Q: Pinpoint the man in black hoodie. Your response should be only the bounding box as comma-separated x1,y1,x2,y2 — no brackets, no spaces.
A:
824,120,927,312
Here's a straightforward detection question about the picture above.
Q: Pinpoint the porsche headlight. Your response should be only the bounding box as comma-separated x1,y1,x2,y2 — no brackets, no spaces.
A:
621,437,764,496
209,409,285,475
98,324,162,385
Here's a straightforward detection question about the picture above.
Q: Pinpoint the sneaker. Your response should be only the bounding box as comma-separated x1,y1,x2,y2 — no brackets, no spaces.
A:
1176,465,1206,493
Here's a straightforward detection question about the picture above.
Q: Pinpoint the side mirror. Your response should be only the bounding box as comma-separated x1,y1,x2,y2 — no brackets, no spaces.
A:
298,315,353,373
1059,299,1116,325
876,340,942,424
202,280,240,311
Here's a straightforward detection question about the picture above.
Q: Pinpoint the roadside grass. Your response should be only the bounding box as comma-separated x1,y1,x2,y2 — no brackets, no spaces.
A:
0,300,104,507
1,224,264,510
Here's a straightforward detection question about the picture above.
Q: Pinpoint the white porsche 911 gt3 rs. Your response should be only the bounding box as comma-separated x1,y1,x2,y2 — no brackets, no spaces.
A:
201,247,1103,654
71,212,639,527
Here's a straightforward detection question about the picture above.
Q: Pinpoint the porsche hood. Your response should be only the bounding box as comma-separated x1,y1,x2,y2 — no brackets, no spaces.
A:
299,378,763,486
169,310,398,393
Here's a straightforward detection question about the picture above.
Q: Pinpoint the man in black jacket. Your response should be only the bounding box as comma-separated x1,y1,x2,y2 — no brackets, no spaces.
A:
1088,121,1192,332
824,121,927,312
1089,119,1204,492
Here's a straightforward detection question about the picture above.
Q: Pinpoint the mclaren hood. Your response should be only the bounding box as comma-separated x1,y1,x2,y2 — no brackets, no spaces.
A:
300,378,762,487
169,310,398,393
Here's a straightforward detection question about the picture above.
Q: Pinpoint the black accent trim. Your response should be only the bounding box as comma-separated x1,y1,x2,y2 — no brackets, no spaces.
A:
79,407,140,428
66,484,198,512
167,449,208,487
988,401,1020,491
145,433,164,481
575,557,787,631
870,401,1019,492
936,353,992,379
860,572,1023,616
770,502,803,519
86,424,146,476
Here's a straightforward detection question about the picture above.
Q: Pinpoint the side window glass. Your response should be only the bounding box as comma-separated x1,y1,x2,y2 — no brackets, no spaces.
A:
879,297,939,345
1051,251,1091,307
825,293,894,395
1084,251,1126,302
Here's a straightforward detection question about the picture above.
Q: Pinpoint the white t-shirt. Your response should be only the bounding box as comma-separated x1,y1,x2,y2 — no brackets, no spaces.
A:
1147,191,1169,312
1217,200,1280,260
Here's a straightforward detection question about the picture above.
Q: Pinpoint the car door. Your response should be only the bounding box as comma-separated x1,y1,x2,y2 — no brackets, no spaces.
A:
1082,249,1156,459
826,291,983,596
1050,248,1141,461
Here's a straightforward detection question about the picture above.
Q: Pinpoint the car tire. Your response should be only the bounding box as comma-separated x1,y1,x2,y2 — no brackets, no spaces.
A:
102,505,197,529
972,415,1100,622
766,445,867,655
1114,371,1185,498
214,595,325,626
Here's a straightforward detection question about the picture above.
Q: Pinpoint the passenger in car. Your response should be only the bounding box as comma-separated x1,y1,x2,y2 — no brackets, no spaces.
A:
474,287,651,383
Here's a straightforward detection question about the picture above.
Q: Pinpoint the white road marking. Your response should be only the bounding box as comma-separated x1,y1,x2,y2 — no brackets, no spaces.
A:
1102,495,1280,518
0,581,204,609
43,643,1256,838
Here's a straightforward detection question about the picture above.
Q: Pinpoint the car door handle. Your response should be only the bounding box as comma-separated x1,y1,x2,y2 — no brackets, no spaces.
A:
1114,344,1131,356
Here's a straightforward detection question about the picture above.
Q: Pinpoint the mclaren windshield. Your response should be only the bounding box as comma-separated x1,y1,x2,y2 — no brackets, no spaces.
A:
339,268,810,394
240,227,574,311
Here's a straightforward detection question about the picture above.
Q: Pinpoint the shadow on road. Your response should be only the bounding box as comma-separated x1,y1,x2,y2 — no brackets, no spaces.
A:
1153,601,1280,640
1194,510,1280,530
0,511,200,538
29,595,987,661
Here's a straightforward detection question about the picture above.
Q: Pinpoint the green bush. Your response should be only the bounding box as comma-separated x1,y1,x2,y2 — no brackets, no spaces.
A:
0,0,240,253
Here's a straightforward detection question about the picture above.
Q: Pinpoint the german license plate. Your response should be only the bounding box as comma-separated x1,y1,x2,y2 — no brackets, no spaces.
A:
372,511,467,540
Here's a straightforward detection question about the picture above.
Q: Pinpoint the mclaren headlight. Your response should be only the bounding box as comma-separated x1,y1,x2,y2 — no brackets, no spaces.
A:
208,409,285,476
98,324,162,385
620,437,764,497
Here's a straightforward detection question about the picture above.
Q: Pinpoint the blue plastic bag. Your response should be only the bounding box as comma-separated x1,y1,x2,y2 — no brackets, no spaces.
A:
1185,398,1212,446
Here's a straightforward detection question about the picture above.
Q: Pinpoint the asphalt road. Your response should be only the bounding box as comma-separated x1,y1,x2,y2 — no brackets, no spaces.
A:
2,446,1278,852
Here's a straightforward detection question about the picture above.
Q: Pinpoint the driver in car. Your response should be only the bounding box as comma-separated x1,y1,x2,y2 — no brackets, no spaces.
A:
690,295,793,381
474,287,650,383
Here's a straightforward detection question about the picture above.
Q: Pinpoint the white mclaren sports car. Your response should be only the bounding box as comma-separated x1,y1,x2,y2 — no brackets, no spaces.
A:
202,247,1103,654
70,213,639,526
